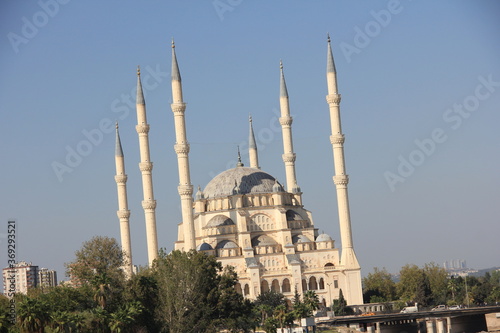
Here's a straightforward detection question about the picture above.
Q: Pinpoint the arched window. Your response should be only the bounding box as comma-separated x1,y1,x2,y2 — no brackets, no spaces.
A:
261,280,270,293
282,279,291,293
235,283,242,295
319,278,325,290
244,284,250,296
302,279,307,292
271,279,280,292
309,276,318,290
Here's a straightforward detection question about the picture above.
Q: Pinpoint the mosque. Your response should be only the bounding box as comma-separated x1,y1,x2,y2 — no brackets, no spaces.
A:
114,36,363,306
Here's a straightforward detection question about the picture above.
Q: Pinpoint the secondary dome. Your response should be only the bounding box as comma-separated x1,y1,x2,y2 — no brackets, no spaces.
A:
203,167,276,198
206,215,234,228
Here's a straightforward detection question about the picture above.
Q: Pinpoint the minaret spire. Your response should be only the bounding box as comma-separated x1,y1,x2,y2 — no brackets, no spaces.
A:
114,123,133,277
278,60,300,194
170,40,196,251
135,66,159,266
248,115,260,169
325,35,360,270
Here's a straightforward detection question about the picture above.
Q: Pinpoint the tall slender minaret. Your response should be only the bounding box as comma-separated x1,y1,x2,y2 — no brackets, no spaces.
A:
325,35,360,269
279,60,300,193
114,123,133,277
135,66,159,265
170,40,196,251
248,115,260,169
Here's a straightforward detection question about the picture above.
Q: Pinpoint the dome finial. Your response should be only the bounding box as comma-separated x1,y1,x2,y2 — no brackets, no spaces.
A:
137,65,141,76
171,37,175,48
236,146,244,167
327,32,331,43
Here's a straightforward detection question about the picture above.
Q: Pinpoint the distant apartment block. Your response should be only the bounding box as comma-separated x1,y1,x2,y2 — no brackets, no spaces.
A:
38,267,58,288
2,261,57,296
443,259,467,270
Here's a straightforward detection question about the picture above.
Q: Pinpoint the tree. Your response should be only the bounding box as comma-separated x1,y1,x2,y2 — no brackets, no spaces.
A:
16,296,48,333
273,305,287,333
65,236,126,311
362,267,396,303
424,263,448,305
397,264,431,306
153,249,247,333
331,289,353,316
303,290,320,315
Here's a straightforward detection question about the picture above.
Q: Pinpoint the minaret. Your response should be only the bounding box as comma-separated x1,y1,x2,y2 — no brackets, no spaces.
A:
279,60,300,193
325,35,360,269
248,115,260,169
114,123,133,277
170,40,196,251
135,66,159,265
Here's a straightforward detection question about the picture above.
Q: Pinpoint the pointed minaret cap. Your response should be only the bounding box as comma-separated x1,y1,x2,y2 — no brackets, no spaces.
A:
280,60,289,98
249,115,257,149
115,122,124,157
171,38,181,82
327,33,337,74
136,66,145,105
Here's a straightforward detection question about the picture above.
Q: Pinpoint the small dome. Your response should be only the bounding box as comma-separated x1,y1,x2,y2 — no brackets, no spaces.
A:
252,235,277,247
286,210,304,221
273,180,284,192
196,243,213,251
206,215,235,228
203,167,276,198
316,234,333,242
292,235,311,243
216,240,239,249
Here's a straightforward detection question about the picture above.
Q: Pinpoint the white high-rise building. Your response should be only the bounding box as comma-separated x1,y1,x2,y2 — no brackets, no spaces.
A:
2,261,39,296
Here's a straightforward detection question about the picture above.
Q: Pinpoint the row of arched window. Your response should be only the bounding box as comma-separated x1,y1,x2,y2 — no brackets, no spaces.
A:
234,275,339,296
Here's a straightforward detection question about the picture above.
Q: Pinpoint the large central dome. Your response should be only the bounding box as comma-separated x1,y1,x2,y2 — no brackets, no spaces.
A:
203,167,277,198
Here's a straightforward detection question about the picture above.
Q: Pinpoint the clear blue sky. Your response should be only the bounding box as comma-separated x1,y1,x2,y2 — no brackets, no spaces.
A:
1,1,499,288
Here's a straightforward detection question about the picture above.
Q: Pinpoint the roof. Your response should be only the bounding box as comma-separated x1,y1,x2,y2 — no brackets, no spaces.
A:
205,215,234,228
216,240,239,249
252,235,277,247
316,233,333,242
203,167,277,198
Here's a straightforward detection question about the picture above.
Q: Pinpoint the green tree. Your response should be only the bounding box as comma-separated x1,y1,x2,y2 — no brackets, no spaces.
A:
331,289,353,316
303,290,319,315
424,263,448,305
124,270,160,332
362,267,396,303
153,249,222,332
273,304,287,333
397,264,431,306
16,296,48,333
0,295,12,333
65,236,126,312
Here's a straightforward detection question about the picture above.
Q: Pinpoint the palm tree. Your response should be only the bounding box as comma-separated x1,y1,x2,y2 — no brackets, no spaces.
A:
273,305,287,333
448,278,458,301
50,310,70,332
17,297,47,333
303,290,320,315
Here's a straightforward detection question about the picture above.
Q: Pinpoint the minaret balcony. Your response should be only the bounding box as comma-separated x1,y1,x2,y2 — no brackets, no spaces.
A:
326,93,341,105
